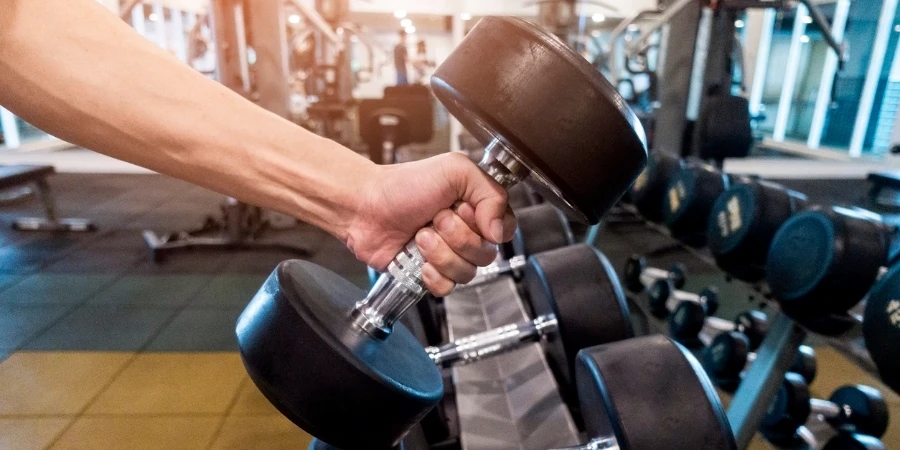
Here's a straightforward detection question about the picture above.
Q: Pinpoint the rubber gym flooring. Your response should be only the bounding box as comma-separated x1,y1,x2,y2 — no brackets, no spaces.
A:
0,173,897,449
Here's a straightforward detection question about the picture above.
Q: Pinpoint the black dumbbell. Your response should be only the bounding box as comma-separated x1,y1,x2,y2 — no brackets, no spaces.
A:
479,203,574,282
430,244,633,412
235,16,648,449
646,278,718,319
622,254,687,293
762,373,889,446
506,183,540,210
662,161,734,246
312,335,738,450
630,150,683,223
767,206,894,334
707,179,807,282
702,331,816,393
863,263,900,395
668,305,769,350
822,432,887,450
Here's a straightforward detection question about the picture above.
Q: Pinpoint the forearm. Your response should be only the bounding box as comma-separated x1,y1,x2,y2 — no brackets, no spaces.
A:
0,0,374,240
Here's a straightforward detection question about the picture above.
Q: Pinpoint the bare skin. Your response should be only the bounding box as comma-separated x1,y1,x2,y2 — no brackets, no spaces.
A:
0,0,516,295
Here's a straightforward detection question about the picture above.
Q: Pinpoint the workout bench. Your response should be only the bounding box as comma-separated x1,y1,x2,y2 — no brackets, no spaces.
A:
0,165,95,232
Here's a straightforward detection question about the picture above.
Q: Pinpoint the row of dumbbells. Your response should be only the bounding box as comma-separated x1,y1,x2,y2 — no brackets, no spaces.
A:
625,150,900,398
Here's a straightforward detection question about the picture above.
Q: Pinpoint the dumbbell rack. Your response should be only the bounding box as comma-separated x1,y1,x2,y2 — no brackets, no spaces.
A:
443,276,581,449
599,207,884,449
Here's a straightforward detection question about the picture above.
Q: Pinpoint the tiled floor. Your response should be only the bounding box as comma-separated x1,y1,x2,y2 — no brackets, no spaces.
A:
0,174,355,449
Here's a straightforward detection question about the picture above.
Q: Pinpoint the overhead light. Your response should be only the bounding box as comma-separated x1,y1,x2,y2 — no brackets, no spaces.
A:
592,13,605,23
801,35,810,43
626,24,639,32
735,19,745,28
400,18,412,28
405,25,416,34
461,12,472,21
591,30,601,37
802,16,813,24
394,9,406,19
894,24,900,32
148,12,159,21
288,14,301,24
336,27,344,35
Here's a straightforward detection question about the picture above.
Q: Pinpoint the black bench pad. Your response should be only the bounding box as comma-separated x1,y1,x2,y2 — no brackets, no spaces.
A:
0,165,54,190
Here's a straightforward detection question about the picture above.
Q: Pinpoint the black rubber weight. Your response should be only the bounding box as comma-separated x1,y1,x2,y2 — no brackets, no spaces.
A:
864,264,900,395
663,162,730,245
235,261,443,449
431,17,647,223
522,244,633,402
576,335,737,450
631,151,682,223
512,203,574,257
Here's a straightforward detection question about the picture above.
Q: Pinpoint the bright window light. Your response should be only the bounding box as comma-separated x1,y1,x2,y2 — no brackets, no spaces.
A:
148,12,159,21
801,35,810,43
803,16,813,24
735,19,745,28
894,24,900,32
405,25,416,34
401,18,412,28
626,24,639,32
288,14,301,24
394,9,407,19
461,13,472,21
592,13,605,23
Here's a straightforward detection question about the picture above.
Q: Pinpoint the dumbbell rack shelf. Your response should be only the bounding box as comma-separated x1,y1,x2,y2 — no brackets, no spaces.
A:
443,275,581,449
591,206,884,449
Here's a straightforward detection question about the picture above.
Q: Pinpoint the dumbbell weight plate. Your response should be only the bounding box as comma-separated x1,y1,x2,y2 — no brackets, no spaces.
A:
576,335,737,450
827,385,889,438
522,244,633,405
707,181,805,282
663,162,731,245
822,433,887,450
511,203,574,259
864,264,900,395
237,16,647,450
433,17,646,223
761,372,811,442
702,330,750,392
631,151,683,223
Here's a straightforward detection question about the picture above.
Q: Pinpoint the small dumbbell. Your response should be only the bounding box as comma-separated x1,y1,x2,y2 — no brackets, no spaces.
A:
646,278,717,319
623,254,686,293
669,308,769,349
702,331,816,393
822,433,887,450
761,373,889,446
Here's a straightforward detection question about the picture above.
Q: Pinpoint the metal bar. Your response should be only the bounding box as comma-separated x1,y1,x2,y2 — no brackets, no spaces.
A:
748,9,776,117
152,3,167,50
286,0,340,45
0,107,21,149
171,8,187,62
727,313,807,448
232,3,251,94
772,3,808,141
799,0,845,61
628,0,695,56
808,0,850,148
686,7,713,121
849,0,899,156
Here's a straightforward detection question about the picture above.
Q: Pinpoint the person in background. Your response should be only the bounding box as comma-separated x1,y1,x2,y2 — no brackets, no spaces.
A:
393,30,409,85
412,39,435,85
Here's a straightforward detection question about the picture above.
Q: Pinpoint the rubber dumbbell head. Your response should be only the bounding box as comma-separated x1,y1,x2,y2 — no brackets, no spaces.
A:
822,433,887,450
863,263,900,395
702,332,816,393
672,309,768,351
630,151,683,223
647,279,717,319
623,254,686,293
236,17,648,449
663,162,732,246
707,180,807,282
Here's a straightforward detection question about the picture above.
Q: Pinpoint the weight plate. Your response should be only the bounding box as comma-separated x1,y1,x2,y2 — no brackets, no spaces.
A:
828,385,889,437
623,255,648,293
734,311,768,350
236,261,443,449
760,373,811,441
511,203,574,258
522,244,633,405
576,335,737,450
702,331,749,388
791,346,818,385
668,300,707,346
822,433,886,450
431,17,647,224
663,162,730,245
864,264,900,395
647,279,673,318
631,151,682,223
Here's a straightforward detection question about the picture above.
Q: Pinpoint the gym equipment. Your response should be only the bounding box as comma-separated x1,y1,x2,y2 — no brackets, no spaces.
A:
863,263,900,394
574,335,737,450
662,161,733,246
358,90,434,164
432,244,632,405
767,206,895,328
647,278,718,319
507,183,540,210
676,309,770,350
702,331,816,393
664,291,723,346
1,165,94,232
622,254,686,294
707,180,807,282
761,373,889,445
235,16,647,449
629,150,682,223
822,433,886,450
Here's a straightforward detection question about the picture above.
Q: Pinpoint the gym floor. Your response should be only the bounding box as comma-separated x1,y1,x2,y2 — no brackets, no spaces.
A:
0,171,897,449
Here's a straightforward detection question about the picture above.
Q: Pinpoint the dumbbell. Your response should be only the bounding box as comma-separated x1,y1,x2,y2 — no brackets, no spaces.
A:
234,16,647,450
662,161,734,246
646,278,718,319
822,433,887,450
766,206,895,334
629,150,683,222
312,335,738,450
863,262,900,395
668,305,769,350
622,254,687,293
702,331,816,393
762,373,889,446
507,183,540,210
707,179,807,282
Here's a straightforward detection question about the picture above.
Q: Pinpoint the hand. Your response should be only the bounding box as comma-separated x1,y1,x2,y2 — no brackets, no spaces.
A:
347,152,517,296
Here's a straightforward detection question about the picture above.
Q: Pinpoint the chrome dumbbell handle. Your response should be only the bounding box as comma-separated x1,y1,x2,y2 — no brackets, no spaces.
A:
809,398,842,419
698,316,737,346
467,254,528,286
352,140,530,340
552,437,619,450
426,314,558,367
641,266,672,287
